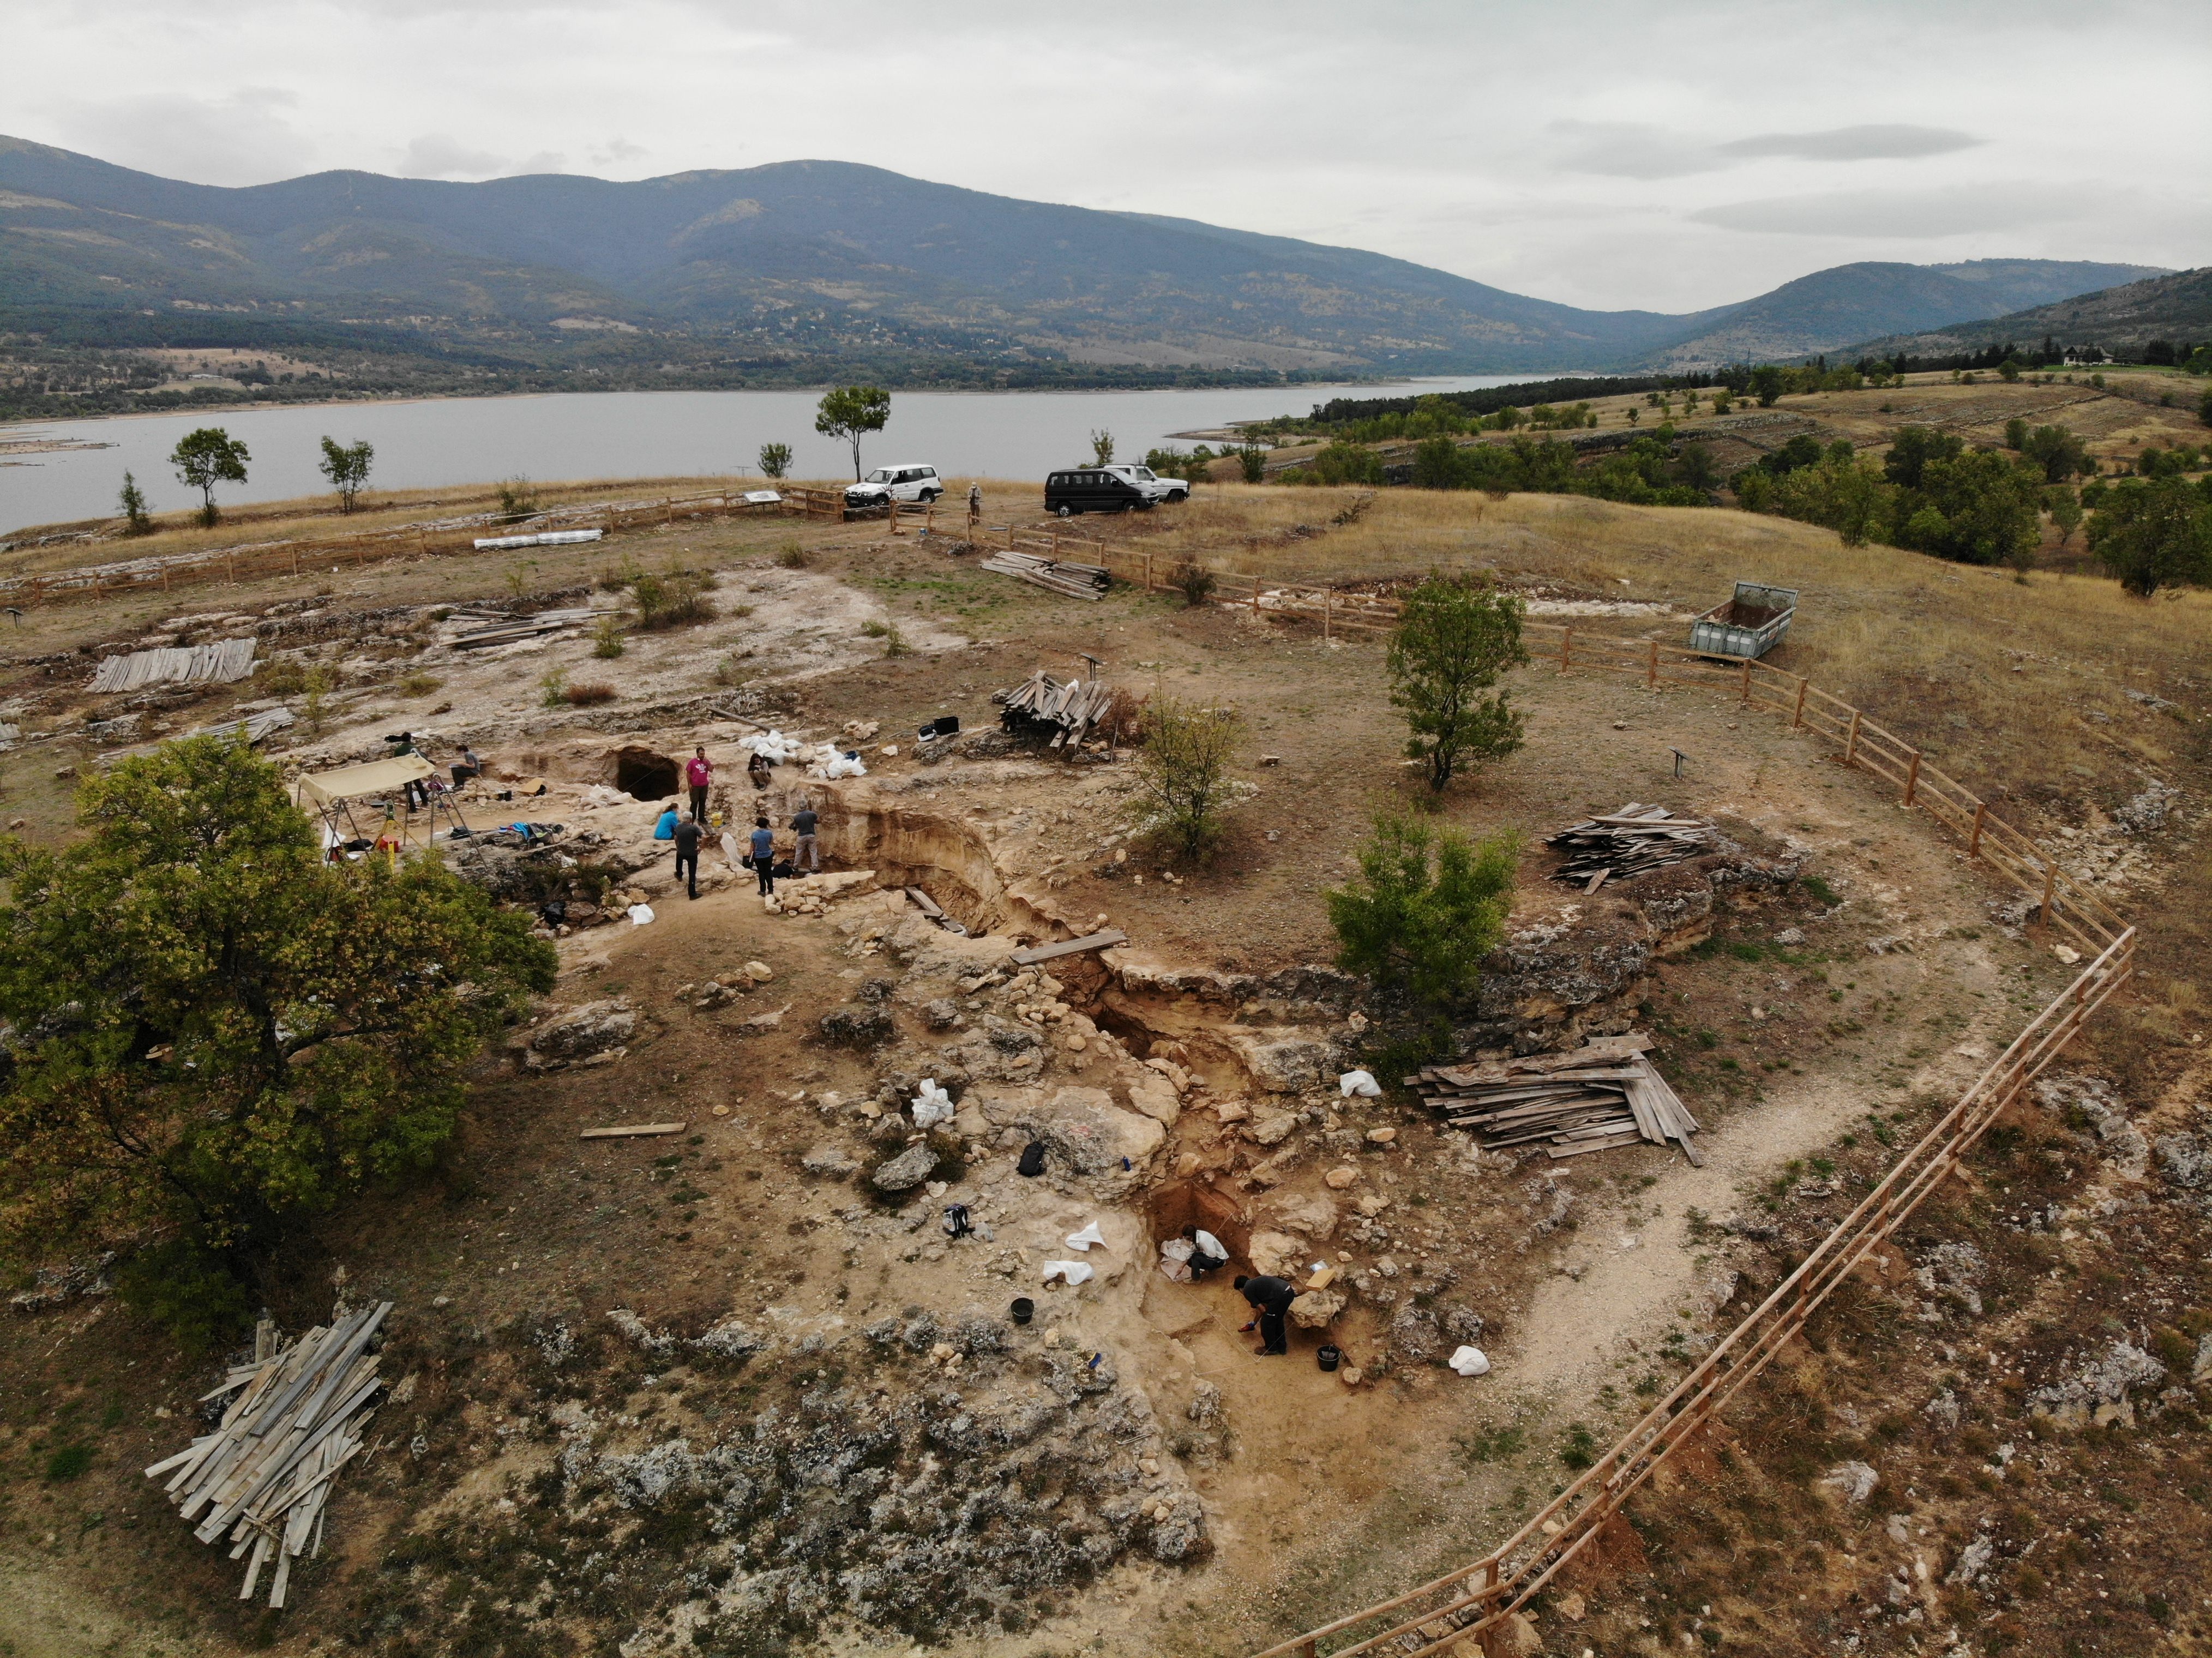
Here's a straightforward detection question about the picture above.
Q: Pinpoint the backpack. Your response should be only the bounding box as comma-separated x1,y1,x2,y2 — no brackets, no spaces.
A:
942,1204,972,1240
1017,1141,1046,1178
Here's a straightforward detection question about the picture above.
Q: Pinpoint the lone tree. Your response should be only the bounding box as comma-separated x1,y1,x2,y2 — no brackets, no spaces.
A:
1329,809,1517,1011
815,385,891,479
170,426,249,526
758,441,793,480
1090,429,1115,466
1128,694,1245,860
2089,477,2211,596
0,738,556,1343
317,435,375,513
1387,573,1529,791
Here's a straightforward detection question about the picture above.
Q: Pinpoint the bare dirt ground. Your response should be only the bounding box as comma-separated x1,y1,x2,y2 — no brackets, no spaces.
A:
0,483,2204,1658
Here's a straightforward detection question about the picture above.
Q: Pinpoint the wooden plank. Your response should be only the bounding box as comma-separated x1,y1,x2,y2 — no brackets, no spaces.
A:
1546,1132,1647,1159
579,1122,689,1139
1009,929,1128,965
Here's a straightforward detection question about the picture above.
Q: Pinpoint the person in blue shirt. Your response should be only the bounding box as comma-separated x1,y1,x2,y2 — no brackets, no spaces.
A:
654,805,679,840
749,815,778,896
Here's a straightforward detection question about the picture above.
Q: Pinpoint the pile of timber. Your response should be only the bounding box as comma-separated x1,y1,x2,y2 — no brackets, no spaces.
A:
89,636,258,694
978,548,1111,600
1546,802,1713,891
1408,1034,1704,1165
441,608,600,650
143,1301,391,1608
996,670,1120,749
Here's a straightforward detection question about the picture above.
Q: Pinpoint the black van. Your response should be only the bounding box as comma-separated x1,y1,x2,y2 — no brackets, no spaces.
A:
1044,468,1152,516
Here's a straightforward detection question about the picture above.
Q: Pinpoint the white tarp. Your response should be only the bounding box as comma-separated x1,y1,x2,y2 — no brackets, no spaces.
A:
470,528,605,551
90,637,257,695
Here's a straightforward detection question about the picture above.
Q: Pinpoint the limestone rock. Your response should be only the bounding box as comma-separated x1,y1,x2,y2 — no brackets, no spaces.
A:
871,1144,940,1192
801,1144,859,1180
1389,1304,1441,1365
1226,1030,1337,1094
1257,1190,1338,1240
1289,1289,1345,1329
2028,1340,2167,1429
1126,1072,1183,1127
1365,1126,1397,1144
742,960,774,982
1211,1097,1251,1125
527,999,637,1062
967,1085,1163,1197
1820,1460,1879,1504
1245,1112,1299,1147
1494,1612,1542,1657
1324,1165,1359,1189
922,997,961,1030
1246,1229,1301,1278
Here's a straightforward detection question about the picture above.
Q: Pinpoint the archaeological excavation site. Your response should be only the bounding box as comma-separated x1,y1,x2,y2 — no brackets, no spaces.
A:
1,477,2208,1658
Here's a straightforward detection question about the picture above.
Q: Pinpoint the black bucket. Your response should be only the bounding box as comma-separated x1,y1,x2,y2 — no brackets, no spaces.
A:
1316,1344,1342,1373
1009,1297,1035,1326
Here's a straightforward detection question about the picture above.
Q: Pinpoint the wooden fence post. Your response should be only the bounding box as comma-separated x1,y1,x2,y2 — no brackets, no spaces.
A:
1324,588,1332,641
1740,658,1753,704
1844,709,1862,767
1968,801,1988,858
226,552,237,584
1252,573,1262,618
1792,676,1808,730
2037,860,2057,933
1647,638,1658,689
1902,751,1922,807
1561,626,1573,670
1143,551,1153,592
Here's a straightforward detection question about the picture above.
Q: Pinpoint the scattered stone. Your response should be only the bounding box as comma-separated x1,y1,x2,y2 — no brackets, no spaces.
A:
1339,1365,1363,1386
1289,1289,1345,1328
821,1002,895,1047
1246,1112,1299,1146
1774,927,1805,946
1388,1304,1440,1365
690,1319,763,1359
1324,1165,1359,1190
922,997,961,1030
871,1144,941,1192
1365,1126,1397,1144
1820,1460,1879,1504
2028,1341,2167,1429
525,999,636,1064
801,1144,860,1180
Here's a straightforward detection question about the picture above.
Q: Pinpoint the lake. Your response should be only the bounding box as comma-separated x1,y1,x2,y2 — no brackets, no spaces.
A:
0,376,1536,534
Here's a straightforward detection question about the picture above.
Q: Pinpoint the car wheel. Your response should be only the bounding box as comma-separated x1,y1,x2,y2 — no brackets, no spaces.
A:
1056,504,1074,518
923,489,941,502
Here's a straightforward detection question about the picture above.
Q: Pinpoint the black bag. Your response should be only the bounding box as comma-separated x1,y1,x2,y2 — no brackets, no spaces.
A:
942,1204,972,1239
1017,1141,1046,1178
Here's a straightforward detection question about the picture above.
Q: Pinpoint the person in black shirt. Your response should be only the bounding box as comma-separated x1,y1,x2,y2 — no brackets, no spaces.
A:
791,801,820,872
1234,1274,1295,1356
673,812,705,900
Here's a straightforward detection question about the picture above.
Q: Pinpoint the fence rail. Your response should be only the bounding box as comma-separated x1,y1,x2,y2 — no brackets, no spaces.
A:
1203,567,2136,1656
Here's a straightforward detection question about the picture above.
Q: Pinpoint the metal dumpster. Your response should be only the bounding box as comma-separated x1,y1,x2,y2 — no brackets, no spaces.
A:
1688,581,1798,659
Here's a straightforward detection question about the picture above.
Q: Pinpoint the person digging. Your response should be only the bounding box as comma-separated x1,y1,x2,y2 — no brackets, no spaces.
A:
674,810,704,900
1235,1273,1296,1356
1184,1224,1228,1281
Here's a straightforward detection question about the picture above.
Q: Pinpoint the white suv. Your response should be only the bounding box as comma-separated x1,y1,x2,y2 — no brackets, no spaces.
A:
1103,464,1189,504
845,464,944,508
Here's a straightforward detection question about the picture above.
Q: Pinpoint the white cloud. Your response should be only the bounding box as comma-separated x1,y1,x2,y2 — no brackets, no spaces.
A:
398,133,511,179
1692,182,2136,239
1715,124,1982,162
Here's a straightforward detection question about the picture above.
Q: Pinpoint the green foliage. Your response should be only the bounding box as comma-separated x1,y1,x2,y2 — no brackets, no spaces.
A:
629,563,717,630
317,436,375,512
1898,450,2044,565
756,441,792,480
1169,559,1216,608
815,385,891,478
592,614,626,658
1143,445,1211,483
2088,478,2212,596
2201,385,2212,428
1386,574,1528,791
1558,1421,1600,1471
1750,366,1786,407
2047,486,2083,546
539,666,568,705
776,540,810,569
1290,441,1385,486
114,1238,253,1351
1327,810,1516,1011
44,1443,93,1481
1089,429,1115,466
1770,452,1890,547
0,740,556,1312
169,426,249,525
117,470,153,535
1127,696,1245,861
1236,443,1266,484
495,476,539,522
2020,424,2091,483
1883,426,1964,490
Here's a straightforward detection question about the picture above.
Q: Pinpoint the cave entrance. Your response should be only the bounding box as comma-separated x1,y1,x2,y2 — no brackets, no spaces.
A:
609,746,680,801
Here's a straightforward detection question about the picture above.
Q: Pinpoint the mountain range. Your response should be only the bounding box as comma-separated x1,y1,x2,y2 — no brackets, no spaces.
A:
0,136,2172,380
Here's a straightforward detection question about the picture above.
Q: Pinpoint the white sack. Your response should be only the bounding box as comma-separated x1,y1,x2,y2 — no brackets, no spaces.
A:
1064,1221,1107,1252
1447,1345,1492,1378
627,904,656,926
911,1080,954,1128
1041,1260,1094,1286
1338,1070,1382,1098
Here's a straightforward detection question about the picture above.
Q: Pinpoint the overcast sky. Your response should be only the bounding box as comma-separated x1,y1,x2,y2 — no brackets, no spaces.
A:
11,0,2208,313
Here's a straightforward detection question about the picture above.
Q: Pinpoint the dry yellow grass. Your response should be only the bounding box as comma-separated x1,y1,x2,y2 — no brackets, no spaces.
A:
1102,482,2207,820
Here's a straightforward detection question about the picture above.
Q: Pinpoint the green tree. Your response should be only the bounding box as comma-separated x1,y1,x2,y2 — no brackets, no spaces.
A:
1771,453,1893,547
757,441,793,480
815,385,891,479
2199,385,2212,428
1327,810,1516,1010
1089,429,1115,466
317,436,375,513
117,470,153,536
2089,478,2212,596
1883,425,1965,490
1387,574,1528,792
1236,443,1267,484
1128,696,1245,860
1674,441,1721,495
170,427,249,526
2021,424,2090,483
1411,434,1464,490
2004,418,2029,451
0,739,556,1321
2047,486,2083,546
1750,365,1787,407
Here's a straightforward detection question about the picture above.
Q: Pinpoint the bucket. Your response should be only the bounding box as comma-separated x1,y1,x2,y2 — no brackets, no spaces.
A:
1317,1345,1342,1373
1009,1297,1035,1326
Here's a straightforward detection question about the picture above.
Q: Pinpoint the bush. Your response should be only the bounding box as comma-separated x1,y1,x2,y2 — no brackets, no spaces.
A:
1328,809,1516,1011
1236,443,1266,484
1169,560,1216,608
495,477,539,522
592,614,626,658
565,682,617,706
1387,574,1528,791
777,542,810,569
44,1444,93,1482
758,441,792,480
398,670,442,698
540,668,569,706
1127,696,1245,860
115,1239,252,1352
632,568,717,630
2088,477,2212,596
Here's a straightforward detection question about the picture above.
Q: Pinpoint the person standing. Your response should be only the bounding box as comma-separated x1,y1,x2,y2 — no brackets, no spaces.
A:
749,815,777,897
790,800,820,872
686,746,713,822
1234,1273,1296,1356
673,812,704,900
966,481,982,532
1183,1224,1228,1281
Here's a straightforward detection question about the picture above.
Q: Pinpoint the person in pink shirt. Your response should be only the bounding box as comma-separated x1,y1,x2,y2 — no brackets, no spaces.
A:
685,746,713,822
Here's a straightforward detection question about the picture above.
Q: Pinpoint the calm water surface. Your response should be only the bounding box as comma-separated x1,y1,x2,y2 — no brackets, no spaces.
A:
1,376,1535,534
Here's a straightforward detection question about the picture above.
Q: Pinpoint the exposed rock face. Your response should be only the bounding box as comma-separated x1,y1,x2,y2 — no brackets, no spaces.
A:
2034,1073,2147,1179
801,1144,860,1180
1245,1230,1301,1278
968,1085,1164,1198
1821,1460,1879,1504
1256,1191,1338,1240
525,999,636,1064
1224,1030,1339,1093
871,1144,940,1192
2028,1341,2167,1428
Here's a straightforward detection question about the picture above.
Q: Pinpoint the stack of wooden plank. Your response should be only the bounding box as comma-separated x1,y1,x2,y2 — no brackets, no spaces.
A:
1407,1034,1704,1164
442,608,601,650
979,548,1111,600
1545,802,1713,891
996,671,1120,749
144,1301,391,1608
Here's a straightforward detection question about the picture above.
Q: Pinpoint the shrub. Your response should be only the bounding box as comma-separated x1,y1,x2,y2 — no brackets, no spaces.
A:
1169,560,1217,608
1328,809,1516,1011
564,682,617,706
711,654,748,688
540,668,569,706
495,477,539,522
1127,696,1245,860
632,568,717,630
591,615,626,658
398,671,442,698
758,441,792,480
777,542,810,569
1387,574,1528,791
114,1239,251,1352
44,1444,93,1482
256,658,309,697
1236,443,1266,484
